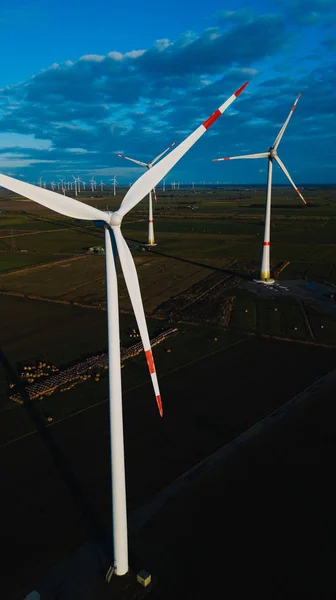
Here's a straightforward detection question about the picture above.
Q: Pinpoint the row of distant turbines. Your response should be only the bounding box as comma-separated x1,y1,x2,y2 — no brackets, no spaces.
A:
37,175,119,195
36,176,183,194
0,83,306,578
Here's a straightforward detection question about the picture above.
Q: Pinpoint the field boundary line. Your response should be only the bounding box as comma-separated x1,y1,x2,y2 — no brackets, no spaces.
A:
0,254,84,277
0,227,68,239
243,330,336,349
129,365,336,533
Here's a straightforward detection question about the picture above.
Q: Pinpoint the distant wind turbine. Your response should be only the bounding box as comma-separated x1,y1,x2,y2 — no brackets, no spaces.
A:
89,177,96,192
116,141,177,245
213,93,306,284
110,175,118,197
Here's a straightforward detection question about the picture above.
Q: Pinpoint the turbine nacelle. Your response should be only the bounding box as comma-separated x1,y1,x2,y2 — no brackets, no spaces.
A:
94,211,123,229
107,211,122,227
269,147,277,158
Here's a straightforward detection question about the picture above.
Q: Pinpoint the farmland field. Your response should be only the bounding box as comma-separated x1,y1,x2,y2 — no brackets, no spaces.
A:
0,184,336,598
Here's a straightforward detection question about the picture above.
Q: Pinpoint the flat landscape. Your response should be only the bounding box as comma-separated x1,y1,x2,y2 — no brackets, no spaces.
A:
0,184,335,598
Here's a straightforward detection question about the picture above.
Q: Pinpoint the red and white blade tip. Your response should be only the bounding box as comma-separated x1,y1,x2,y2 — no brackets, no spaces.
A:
145,349,163,417
234,81,249,97
202,81,249,130
291,93,302,111
296,188,307,204
156,395,163,417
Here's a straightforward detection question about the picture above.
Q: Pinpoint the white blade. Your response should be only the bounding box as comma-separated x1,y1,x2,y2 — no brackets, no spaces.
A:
151,140,177,166
273,93,301,150
153,187,158,203
0,173,107,221
118,82,249,217
115,153,147,167
274,155,306,204
213,152,268,161
112,227,163,417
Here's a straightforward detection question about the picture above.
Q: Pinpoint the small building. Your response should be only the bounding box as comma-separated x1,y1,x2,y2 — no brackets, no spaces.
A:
88,246,105,254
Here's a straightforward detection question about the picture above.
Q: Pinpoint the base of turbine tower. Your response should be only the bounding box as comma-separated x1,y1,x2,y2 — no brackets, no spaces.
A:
253,278,275,285
99,566,156,597
145,242,157,247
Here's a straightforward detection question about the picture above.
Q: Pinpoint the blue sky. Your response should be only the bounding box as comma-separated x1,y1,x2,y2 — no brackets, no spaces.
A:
0,0,335,185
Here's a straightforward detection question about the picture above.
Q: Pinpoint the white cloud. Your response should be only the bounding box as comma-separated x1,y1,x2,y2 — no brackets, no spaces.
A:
0,133,52,150
155,39,170,51
125,49,146,59
79,54,105,62
0,157,54,168
108,51,123,61
66,147,97,154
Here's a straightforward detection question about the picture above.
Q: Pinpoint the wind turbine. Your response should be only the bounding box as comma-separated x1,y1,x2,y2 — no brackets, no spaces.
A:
72,175,78,196
100,180,105,192
0,81,248,576
213,93,306,284
116,141,177,246
111,174,118,197
89,177,96,192
60,178,66,195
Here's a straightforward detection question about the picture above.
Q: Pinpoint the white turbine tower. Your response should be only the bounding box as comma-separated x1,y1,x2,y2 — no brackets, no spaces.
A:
111,175,118,197
72,175,78,196
0,81,248,576
100,180,105,192
116,141,177,246
60,178,66,195
213,93,306,284
89,177,96,192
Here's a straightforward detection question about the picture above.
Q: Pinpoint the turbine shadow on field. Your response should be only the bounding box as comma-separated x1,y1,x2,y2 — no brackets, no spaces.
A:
126,237,252,280
24,212,103,240
0,348,110,564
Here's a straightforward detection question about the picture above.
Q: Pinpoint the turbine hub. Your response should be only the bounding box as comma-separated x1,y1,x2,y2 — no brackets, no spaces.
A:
107,211,122,227
269,147,277,158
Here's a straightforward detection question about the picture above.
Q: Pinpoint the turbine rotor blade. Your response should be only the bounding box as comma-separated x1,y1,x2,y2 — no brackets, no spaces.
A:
151,140,177,166
112,227,163,417
0,173,108,221
118,82,249,217
273,93,301,150
213,152,268,161
153,187,158,203
115,153,147,167
274,155,306,204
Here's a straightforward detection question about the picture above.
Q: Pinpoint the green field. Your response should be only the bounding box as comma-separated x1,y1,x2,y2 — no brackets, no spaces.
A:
1,185,336,442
